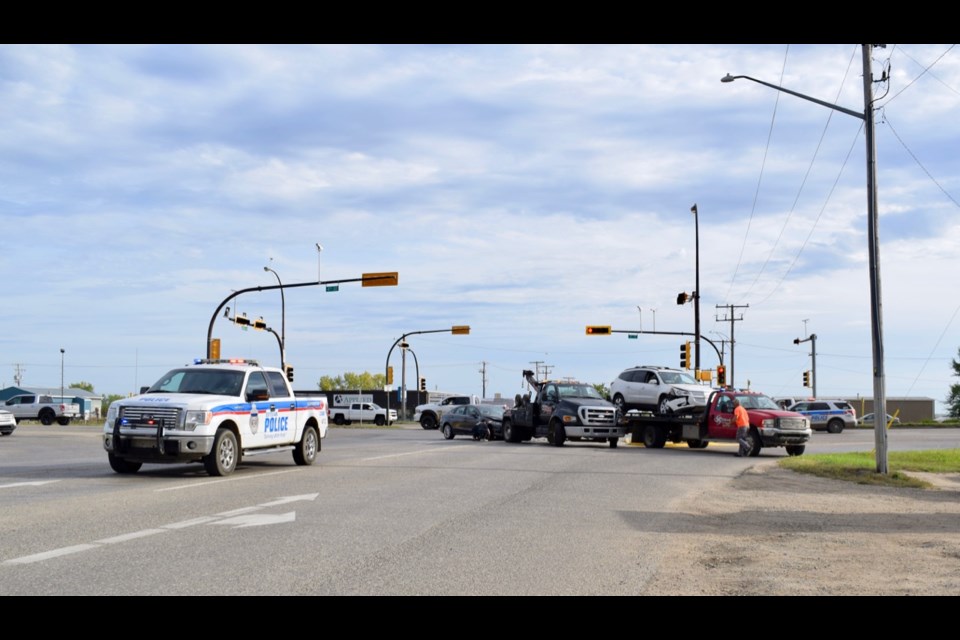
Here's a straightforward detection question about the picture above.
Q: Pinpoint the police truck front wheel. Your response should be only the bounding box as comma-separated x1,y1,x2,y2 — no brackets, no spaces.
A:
293,425,319,466
204,428,238,476
108,453,142,474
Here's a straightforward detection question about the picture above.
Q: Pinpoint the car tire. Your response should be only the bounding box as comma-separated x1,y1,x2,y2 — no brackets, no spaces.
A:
826,419,844,434
420,413,437,430
293,425,319,466
374,415,385,426
204,428,239,476
612,394,627,413
39,409,55,426
108,452,142,474
657,395,674,416
57,417,71,426
608,437,619,449
785,445,805,456
747,429,762,457
686,439,709,449
549,421,566,447
442,423,455,440
333,414,345,426
503,419,520,443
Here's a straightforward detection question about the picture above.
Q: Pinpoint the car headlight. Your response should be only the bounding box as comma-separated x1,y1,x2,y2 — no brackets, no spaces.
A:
184,410,211,431
674,388,690,397
762,418,776,429
106,404,119,423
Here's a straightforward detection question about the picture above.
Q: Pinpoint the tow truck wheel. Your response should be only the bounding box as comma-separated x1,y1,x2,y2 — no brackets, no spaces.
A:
503,420,520,443
39,409,55,425
608,437,619,449
785,445,805,456
420,413,437,430
686,439,709,449
108,453,142,474
293,425,319,466
747,429,762,457
643,424,666,449
550,421,566,447
204,428,238,476
442,423,455,440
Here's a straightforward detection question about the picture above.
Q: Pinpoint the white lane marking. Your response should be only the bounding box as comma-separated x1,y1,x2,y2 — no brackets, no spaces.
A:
5,544,99,565
2,493,319,566
0,480,61,489
211,512,296,528
154,469,297,493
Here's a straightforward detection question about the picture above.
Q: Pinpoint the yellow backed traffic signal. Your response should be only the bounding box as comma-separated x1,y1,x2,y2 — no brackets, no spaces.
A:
585,326,612,335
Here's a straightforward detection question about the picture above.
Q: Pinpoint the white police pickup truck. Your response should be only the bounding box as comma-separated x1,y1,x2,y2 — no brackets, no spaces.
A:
103,358,328,476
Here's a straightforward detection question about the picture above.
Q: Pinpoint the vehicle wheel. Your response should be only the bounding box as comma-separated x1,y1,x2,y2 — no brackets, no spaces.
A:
687,439,709,449
643,424,666,448
826,419,844,434
608,437,619,449
108,453,142,474
420,413,437,430
57,416,70,425
747,429,762,457
657,395,674,416
39,408,55,426
204,428,239,476
333,414,345,425
785,444,806,456
442,423,455,440
503,420,520,443
550,421,566,447
612,394,627,413
293,425,319,466
374,415,385,426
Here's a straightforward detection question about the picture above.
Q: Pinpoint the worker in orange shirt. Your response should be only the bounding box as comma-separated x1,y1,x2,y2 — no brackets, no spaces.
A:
733,397,751,457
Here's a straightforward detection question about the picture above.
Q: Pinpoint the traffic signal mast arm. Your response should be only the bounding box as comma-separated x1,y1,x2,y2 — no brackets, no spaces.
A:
585,327,724,365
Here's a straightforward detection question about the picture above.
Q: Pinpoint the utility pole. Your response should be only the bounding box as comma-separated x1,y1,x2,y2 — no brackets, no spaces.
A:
479,361,488,399
715,304,747,387
13,364,25,386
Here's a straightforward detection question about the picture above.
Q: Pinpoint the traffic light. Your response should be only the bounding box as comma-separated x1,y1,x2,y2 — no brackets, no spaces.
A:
253,317,267,330
387,366,394,385
285,364,294,383
451,325,471,335
419,377,426,392
803,370,810,387
234,313,251,326
680,341,691,369
716,365,726,387
677,292,690,305
585,325,612,335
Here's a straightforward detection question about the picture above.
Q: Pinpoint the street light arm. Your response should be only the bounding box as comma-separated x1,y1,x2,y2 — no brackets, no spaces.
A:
206,277,377,358
721,73,864,120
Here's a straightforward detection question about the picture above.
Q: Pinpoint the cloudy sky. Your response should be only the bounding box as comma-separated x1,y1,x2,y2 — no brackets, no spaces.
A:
3,44,959,413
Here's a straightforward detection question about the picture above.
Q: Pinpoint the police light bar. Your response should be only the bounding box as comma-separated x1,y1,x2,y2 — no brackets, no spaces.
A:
194,358,261,366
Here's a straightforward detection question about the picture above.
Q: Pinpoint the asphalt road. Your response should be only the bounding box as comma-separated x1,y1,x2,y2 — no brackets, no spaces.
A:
0,422,957,595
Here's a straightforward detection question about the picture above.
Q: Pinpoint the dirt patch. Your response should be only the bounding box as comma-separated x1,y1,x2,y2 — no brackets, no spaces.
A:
639,462,960,595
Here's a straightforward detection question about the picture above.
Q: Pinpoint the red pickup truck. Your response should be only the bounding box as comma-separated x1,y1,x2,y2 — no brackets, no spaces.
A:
622,389,812,456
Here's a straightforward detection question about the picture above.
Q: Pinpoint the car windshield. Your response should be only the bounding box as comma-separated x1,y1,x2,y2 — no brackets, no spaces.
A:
557,384,605,399
659,371,699,385
735,394,781,410
147,369,245,396
477,405,505,418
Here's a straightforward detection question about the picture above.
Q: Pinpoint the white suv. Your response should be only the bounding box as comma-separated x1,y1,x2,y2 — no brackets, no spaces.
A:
610,365,713,415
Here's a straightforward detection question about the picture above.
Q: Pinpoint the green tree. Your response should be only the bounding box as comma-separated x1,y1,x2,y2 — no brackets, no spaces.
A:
593,382,610,400
102,394,125,414
319,372,386,391
70,381,94,392
947,348,960,418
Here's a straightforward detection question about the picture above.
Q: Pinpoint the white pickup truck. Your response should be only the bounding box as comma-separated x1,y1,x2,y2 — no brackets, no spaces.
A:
329,402,397,426
4,394,80,425
413,394,480,430
103,358,328,476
